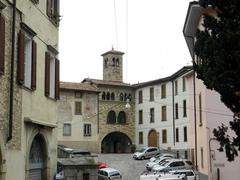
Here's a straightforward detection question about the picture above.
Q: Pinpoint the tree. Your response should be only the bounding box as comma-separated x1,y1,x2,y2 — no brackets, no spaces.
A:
194,0,240,161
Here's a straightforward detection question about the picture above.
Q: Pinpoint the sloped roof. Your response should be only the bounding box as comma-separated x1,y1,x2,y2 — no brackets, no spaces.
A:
82,78,133,88
101,49,124,56
133,66,193,88
60,81,99,92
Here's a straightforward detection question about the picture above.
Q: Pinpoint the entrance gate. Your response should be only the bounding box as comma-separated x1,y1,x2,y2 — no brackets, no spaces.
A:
148,129,158,147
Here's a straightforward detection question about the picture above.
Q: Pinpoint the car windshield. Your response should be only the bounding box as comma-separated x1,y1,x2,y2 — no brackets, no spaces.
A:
160,160,170,166
137,148,146,153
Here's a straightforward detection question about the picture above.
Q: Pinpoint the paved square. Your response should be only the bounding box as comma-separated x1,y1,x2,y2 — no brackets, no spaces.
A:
98,153,148,180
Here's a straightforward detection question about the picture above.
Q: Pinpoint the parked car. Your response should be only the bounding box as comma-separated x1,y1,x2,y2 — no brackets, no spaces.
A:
140,172,186,180
152,159,193,172
97,168,122,180
149,153,175,162
170,169,197,180
133,147,160,160
146,157,172,171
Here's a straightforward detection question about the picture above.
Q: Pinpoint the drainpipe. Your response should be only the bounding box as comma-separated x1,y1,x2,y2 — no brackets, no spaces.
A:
7,0,17,142
172,81,175,146
97,93,99,134
193,70,198,170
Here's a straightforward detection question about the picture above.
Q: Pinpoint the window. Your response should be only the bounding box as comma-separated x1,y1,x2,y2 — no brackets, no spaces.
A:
75,91,82,98
63,123,71,136
161,84,166,98
138,90,143,104
184,126,188,142
162,129,167,143
107,111,116,124
0,13,5,75
139,110,143,124
17,26,37,90
183,100,187,117
104,58,108,68
199,93,202,126
201,147,204,168
150,87,154,101
117,111,126,124
182,77,186,92
175,103,179,119
139,132,143,144
46,0,60,25
83,173,90,180
45,46,60,99
106,92,110,100
150,108,154,123
119,93,124,101
175,80,178,95
176,128,179,142
185,150,188,159
75,101,82,115
84,124,91,136
162,106,167,121
116,58,119,66
111,92,115,100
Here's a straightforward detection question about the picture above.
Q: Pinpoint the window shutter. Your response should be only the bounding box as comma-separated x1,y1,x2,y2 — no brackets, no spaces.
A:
0,14,5,75
46,0,52,17
45,52,50,97
18,29,25,85
31,40,37,90
55,58,60,99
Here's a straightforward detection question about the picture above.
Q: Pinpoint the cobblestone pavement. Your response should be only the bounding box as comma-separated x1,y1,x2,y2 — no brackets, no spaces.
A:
98,153,148,180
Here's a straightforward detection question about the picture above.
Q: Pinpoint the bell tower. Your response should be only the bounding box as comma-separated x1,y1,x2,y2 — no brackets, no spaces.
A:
101,48,124,82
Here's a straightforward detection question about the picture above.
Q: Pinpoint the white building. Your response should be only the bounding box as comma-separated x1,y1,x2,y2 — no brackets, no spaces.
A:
134,66,194,160
183,2,240,180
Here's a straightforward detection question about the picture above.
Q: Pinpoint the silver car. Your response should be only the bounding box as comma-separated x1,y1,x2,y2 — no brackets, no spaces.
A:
133,147,160,160
146,157,172,171
97,168,122,180
152,159,193,172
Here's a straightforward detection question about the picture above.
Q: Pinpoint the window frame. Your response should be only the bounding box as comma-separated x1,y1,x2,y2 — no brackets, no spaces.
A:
184,126,188,142
150,108,155,123
161,84,166,99
175,103,179,119
162,129,167,143
84,124,91,136
161,106,167,121
139,110,143,124
175,80,178,95
63,123,71,136
176,128,179,142
139,131,143,144
138,90,143,104
149,87,154,101
75,101,82,115
183,100,187,117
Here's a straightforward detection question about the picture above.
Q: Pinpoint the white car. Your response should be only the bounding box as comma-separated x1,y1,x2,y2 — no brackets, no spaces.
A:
149,153,175,162
146,157,172,171
140,172,186,180
152,159,193,172
97,168,122,180
170,169,197,180
133,147,160,160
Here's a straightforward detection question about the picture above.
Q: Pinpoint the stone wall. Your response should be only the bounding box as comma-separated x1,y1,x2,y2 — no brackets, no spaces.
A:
0,0,22,150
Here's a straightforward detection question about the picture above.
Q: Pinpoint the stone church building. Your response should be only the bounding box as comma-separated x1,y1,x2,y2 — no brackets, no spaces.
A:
58,49,135,153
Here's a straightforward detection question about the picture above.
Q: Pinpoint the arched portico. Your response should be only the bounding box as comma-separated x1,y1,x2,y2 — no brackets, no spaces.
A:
101,132,132,153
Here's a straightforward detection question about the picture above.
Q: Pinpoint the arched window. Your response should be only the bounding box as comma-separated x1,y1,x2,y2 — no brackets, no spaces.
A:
116,58,119,66
104,59,108,68
128,93,132,101
118,111,126,124
107,111,116,124
119,93,124,101
124,93,128,101
112,58,115,66
111,92,115,100
106,92,110,100
102,92,106,100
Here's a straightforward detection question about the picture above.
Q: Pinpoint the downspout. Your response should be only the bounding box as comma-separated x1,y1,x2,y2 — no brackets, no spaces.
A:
172,81,175,146
97,93,99,134
7,0,17,142
193,69,198,170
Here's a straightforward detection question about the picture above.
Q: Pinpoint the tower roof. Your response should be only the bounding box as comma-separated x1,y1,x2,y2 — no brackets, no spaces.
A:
101,48,124,56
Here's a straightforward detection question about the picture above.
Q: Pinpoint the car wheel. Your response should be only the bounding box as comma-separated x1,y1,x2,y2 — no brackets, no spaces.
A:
141,156,145,160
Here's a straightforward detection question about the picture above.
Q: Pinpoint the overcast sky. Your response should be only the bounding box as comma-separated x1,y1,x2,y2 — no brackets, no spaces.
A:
59,0,193,84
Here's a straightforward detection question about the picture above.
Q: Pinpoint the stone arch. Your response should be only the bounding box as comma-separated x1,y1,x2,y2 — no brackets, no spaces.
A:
26,129,49,180
107,110,116,124
148,129,158,147
101,131,132,153
117,111,126,124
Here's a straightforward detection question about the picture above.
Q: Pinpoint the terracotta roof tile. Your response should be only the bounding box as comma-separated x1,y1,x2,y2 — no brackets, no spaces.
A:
60,81,99,92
